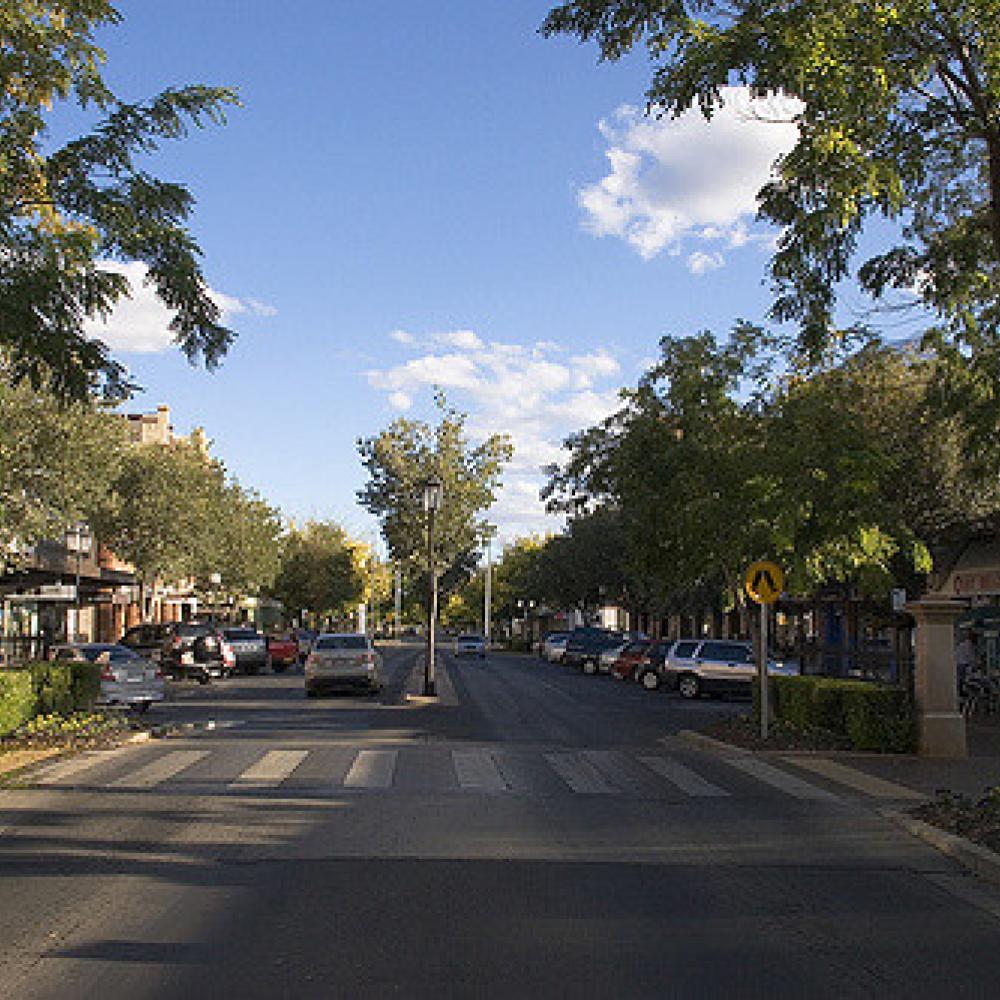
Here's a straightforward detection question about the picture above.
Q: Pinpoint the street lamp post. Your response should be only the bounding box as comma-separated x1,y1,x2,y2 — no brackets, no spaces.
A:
65,523,92,642
423,476,443,697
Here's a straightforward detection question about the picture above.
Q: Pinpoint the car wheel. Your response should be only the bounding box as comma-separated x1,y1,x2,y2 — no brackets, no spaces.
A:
582,659,597,676
640,670,661,691
677,673,700,699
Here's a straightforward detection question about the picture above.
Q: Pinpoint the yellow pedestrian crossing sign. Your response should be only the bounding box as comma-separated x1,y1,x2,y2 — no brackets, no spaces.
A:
745,561,784,604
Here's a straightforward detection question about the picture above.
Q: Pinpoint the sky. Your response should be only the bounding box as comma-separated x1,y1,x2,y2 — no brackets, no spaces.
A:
77,1,830,548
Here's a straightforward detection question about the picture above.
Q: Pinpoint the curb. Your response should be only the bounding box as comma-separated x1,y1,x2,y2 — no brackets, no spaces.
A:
882,808,1000,890
676,729,750,756
0,746,64,781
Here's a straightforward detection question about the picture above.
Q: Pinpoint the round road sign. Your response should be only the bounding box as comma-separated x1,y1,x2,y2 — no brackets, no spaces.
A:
745,561,784,605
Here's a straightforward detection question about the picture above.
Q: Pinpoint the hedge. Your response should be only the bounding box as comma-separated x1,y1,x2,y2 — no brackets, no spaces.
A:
0,661,105,731
757,675,915,753
0,671,36,736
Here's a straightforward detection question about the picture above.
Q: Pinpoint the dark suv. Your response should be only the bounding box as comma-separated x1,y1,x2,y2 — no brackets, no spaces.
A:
563,629,623,674
160,622,231,682
120,623,173,662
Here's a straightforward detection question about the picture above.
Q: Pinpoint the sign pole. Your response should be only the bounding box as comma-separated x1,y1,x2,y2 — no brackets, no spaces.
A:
759,600,769,740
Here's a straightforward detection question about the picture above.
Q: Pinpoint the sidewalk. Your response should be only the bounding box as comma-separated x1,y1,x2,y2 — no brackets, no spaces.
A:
791,721,1000,799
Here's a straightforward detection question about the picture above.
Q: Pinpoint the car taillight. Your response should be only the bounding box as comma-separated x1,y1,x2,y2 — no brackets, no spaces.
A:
100,664,115,682
172,636,182,649
363,652,375,664
306,653,319,668
155,668,164,679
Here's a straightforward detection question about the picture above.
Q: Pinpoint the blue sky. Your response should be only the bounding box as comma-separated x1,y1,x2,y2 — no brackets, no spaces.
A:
81,1,838,546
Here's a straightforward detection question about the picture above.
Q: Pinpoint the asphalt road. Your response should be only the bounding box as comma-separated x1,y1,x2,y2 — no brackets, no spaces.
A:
2,642,1000,999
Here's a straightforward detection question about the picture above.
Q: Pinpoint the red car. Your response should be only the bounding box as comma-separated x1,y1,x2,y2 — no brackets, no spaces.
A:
267,633,299,672
611,640,654,682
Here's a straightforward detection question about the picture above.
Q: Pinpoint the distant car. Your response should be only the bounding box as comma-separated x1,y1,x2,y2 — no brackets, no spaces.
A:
119,622,172,662
632,639,677,691
611,639,655,682
540,631,570,662
598,640,629,674
50,642,165,712
305,633,382,696
222,627,269,674
293,629,318,662
160,622,232,682
563,630,624,675
454,634,486,658
267,633,299,672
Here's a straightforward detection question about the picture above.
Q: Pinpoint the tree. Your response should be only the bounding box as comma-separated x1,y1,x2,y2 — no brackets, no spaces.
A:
269,521,364,624
205,483,283,600
1,1,239,400
356,395,513,595
0,371,126,561
542,2,1000,372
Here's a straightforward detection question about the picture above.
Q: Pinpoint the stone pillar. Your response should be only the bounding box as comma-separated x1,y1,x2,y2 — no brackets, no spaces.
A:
906,597,967,758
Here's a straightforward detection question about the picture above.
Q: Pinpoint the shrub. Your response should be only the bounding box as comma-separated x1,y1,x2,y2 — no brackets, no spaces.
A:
0,671,36,736
70,662,103,712
26,661,75,715
764,675,914,753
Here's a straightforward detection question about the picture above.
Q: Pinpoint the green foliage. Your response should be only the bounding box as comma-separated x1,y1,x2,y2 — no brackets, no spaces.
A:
269,521,364,620
1,1,239,400
767,675,914,752
26,661,75,716
542,2,1000,373
0,376,127,557
357,394,513,592
0,670,35,736
69,661,102,712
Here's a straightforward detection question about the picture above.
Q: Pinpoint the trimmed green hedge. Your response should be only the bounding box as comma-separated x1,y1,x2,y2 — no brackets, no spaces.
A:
0,671,37,736
0,661,105,729
758,675,914,753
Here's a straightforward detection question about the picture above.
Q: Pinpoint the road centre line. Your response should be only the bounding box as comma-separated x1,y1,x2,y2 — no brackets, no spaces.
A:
722,756,841,801
452,749,508,791
638,755,730,797
544,751,618,794
230,749,309,789
343,749,397,788
783,756,926,801
111,750,209,790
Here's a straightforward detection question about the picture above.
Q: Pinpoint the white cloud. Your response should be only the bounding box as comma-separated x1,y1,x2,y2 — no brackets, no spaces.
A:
83,260,275,354
366,331,625,540
390,329,416,345
687,250,725,275
581,87,801,263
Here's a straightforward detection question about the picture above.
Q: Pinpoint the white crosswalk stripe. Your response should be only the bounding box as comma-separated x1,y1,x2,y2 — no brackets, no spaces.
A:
721,756,840,801
230,749,309,789
35,751,115,786
638,755,730,797
343,749,397,789
112,750,209,790
544,751,619,794
452,749,508,791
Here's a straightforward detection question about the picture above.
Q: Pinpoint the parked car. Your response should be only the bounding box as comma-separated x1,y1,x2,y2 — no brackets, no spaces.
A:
267,633,299,672
160,622,233,682
304,633,382,696
661,638,798,699
293,629,318,662
563,629,624,675
119,622,173,662
632,639,678,691
598,639,629,674
50,642,165,712
454,633,486,658
611,639,655,682
539,631,570,661
222,627,269,674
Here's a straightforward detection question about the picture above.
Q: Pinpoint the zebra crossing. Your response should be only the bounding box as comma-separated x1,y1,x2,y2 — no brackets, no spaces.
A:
22,742,923,804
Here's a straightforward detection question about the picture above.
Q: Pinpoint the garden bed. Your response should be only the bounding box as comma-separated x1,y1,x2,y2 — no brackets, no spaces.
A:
913,788,1000,855
0,711,139,754
699,712,853,752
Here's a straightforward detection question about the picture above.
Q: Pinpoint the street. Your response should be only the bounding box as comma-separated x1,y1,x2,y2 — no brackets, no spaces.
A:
1,643,999,999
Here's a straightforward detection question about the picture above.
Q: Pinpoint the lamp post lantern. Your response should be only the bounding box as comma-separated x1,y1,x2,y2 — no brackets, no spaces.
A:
423,476,443,696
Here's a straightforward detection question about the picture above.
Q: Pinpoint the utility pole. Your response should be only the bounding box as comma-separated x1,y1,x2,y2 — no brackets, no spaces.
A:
394,565,402,639
484,537,492,645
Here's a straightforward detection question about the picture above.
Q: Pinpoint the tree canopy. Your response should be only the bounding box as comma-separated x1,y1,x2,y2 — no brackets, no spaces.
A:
1,1,238,399
542,2,1000,372
356,395,513,592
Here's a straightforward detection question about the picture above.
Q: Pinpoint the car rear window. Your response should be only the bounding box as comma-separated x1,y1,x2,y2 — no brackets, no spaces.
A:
224,629,260,640
314,635,368,650
176,624,214,637
672,641,699,658
458,635,483,642
699,641,752,662
109,647,141,662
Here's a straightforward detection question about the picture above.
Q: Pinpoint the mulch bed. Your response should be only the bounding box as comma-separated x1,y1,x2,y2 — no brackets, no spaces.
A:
699,713,853,753
0,712,142,755
913,789,1000,855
